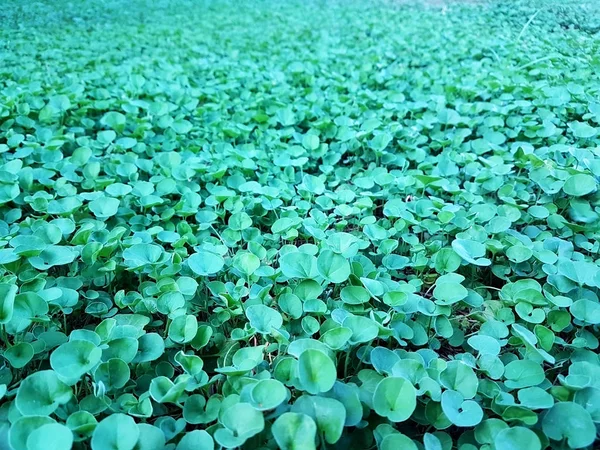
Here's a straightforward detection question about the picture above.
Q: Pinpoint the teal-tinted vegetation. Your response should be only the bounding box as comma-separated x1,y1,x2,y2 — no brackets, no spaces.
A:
1,0,600,449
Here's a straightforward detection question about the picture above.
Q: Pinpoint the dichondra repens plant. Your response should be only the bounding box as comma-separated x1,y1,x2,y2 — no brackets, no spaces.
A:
0,0,599,449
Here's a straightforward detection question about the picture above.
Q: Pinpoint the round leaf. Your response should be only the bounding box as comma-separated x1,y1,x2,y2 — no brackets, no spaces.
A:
298,349,336,394
542,402,596,448
91,413,140,450
15,370,72,416
280,252,318,279
441,390,483,427
246,304,283,334
176,430,214,450
563,174,597,197
27,423,73,450
317,249,351,284
4,342,34,368
373,377,417,422
272,413,317,450
188,251,224,276
250,379,287,410
89,197,120,219
494,426,541,450
50,340,102,382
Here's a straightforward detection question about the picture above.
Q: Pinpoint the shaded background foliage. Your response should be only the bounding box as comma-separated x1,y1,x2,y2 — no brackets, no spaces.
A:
1,0,600,449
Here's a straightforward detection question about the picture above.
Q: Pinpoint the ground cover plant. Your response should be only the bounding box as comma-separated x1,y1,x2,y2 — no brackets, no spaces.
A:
1,0,600,448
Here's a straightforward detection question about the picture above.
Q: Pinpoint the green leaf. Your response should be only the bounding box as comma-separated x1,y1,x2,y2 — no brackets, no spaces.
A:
136,424,166,450
4,342,34,368
100,111,126,130
246,304,283,334
573,387,600,421
188,251,224,276
292,395,346,444
233,251,260,277
27,423,73,450
0,283,18,323
298,349,336,394
278,293,303,319
10,416,56,450
176,430,214,450
15,370,72,416
320,327,352,349
122,244,164,270
302,134,320,151
441,390,483,427
272,413,317,450
452,239,491,266
506,245,533,263
570,299,600,324
568,121,597,138
228,212,252,231
28,246,76,270
94,358,130,390
168,315,198,344
249,379,287,411
542,402,596,448
183,395,221,424
380,433,418,450
317,249,351,284
343,315,379,345
149,376,188,403
280,251,318,279
504,360,545,389
133,333,165,363
89,197,120,218
563,174,597,197
50,340,103,383
214,402,264,447
171,119,193,134
493,426,541,450
433,282,467,305
272,217,302,234
434,248,462,273
517,387,554,409
440,361,479,399
340,286,370,305
91,414,140,450
373,377,417,422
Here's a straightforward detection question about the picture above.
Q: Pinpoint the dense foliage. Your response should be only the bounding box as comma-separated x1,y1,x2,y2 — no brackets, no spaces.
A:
1,0,600,449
